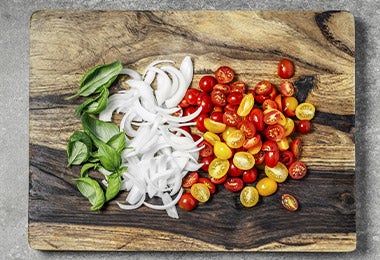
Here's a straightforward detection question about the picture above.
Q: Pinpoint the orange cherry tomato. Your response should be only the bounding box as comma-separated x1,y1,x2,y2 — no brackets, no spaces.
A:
256,177,278,196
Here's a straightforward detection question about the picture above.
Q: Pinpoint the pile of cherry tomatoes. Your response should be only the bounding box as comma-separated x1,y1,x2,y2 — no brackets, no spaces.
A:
178,59,315,212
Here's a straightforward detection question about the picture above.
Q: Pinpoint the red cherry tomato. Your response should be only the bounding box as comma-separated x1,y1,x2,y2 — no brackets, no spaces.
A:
198,140,213,157
198,177,216,194
254,80,273,96
227,92,244,105
183,106,198,117
243,133,261,149
263,109,282,125
211,89,227,107
200,156,214,172
230,81,246,94
210,111,224,123
242,168,258,183
213,83,231,95
278,58,295,79
185,88,201,105
228,161,244,177
238,119,256,139
248,108,265,131
208,174,228,185
262,99,278,111
224,177,244,192
182,172,199,188
197,92,213,114
264,124,286,141
265,150,280,168
253,150,265,165
297,120,312,134
290,137,302,159
280,81,295,97
215,66,235,84
288,161,307,179
195,113,208,132
199,75,217,92
223,111,241,127
262,140,279,152
224,103,238,113
279,150,295,167
179,98,190,108
178,193,198,211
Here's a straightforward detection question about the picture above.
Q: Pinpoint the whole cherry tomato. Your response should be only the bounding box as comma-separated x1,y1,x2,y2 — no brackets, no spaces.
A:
288,161,307,179
182,171,199,188
248,108,265,131
178,193,198,211
297,120,312,134
199,75,217,92
184,106,198,117
224,177,244,192
227,92,244,105
242,168,258,183
262,140,279,152
264,150,280,168
210,111,224,123
195,113,208,132
215,66,235,84
278,58,295,79
185,88,201,105
211,89,227,107
228,160,244,177
256,177,278,196
197,92,213,114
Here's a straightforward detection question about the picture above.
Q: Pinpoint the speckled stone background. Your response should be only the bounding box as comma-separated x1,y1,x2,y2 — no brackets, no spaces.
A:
1,0,379,259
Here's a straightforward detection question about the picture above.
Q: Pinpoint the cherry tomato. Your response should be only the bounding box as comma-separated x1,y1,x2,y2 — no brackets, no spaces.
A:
200,156,214,171
190,183,211,203
297,119,312,134
274,94,283,111
208,174,228,185
213,83,231,95
290,137,302,159
281,194,299,211
282,96,298,117
179,98,190,108
242,168,258,183
233,151,255,170
223,111,241,127
278,58,295,79
230,80,246,94
215,66,235,84
248,108,265,131
224,177,244,192
237,93,255,117
214,141,233,160
264,124,286,141
295,102,316,120
195,113,208,132
240,186,259,207
198,140,213,157
264,150,280,168
184,88,201,105
210,111,224,123
279,150,295,167
211,89,227,107
227,92,244,105
288,161,307,179
208,158,230,179
199,75,217,92
256,177,278,196
225,129,245,149
184,106,198,117
277,138,289,151
253,150,265,165
254,80,273,96
243,134,261,149
262,99,278,111
224,103,238,113
263,109,282,125
204,118,226,133
222,126,237,141
238,119,256,139
247,139,263,155
280,81,295,97
197,92,213,114
178,193,198,211
182,171,199,188
284,117,295,136
228,161,244,177
203,131,220,146
261,140,279,152
198,177,216,194
264,162,288,183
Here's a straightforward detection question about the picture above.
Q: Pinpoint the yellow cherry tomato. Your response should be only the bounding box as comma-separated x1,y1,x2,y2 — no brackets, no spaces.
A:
247,139,262,155
240,186,259,207
214,141,233,159
284,117,295,136
225,129,245,149
203,131,221,145
222,126,237,141
277,138,289,151
264,162,288,183
204,118,226,133
190,183,210,203
256,177,278,196
295,102,315,120
233,151,255,170
237,93,254,117
208,158,230,179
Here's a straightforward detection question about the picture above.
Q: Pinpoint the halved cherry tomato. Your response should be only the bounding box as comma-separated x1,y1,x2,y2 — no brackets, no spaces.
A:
197,92,213,114
254,80,273,96
264,124,286,141
190,183,211,202
240,186,259,207
214,141,233,160
211,89,227,107
278,58,295,79
238,119,256,139
195,113,208,132
290,137,302,159
263,109,282,125
208,158,230,179
198,140,213,157
223,111,241,127
199,75,217,92
264,162,288,183
282,193,299,211
204,118,226,133
203,131,221,145
288,161,307,179
179,98,190,108
185,88,201,105
297,119,312,134
208,174,228,185
280,81,295,97
256,177,278,196
243,134,261,149
182,171,199,188
264,150,280,168
210,111,224,123
178,193,198,211
222,126,237,141
295,103,316,120
237,93,254,117
248,108,265,131
213,83,231,95
279,150,295,167
184,106,198,117
228,160,244,177
262,99,278,111
253,150,265,165
224,177,244,192
274,94,283,111
224,103,238,113
233,152,255,170
282,96,298,117
230,81,246,94
198,177,216,194
215,66,235,84
227,92,244,105
200,156,214,172
277,138,289,151
242,168,258,183
284,117,295,136
225,129,245,149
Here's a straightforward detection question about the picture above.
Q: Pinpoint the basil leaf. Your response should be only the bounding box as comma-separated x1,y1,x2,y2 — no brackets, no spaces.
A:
83,87,109,115
74,97,95,117
105,173,122,202
81,113,119,147
97,141,121,172
65,60,122,100
107,132,126,153
75,177,105,211
80,162,99,177
68,131,92,147
67,131,92,166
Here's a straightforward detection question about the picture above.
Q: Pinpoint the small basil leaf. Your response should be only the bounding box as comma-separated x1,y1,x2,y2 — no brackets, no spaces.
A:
74,177,105,211
74,97,95,117
80,162,99,177
81,113,120,147
83,87,109,115
68,131,92,147
97,141,121,172
105,173,122,202
65,61,122,100
107,132,126,153
67,141,89,166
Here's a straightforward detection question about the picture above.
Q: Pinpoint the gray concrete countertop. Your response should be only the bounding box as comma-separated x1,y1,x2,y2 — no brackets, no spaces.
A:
1,0,379,259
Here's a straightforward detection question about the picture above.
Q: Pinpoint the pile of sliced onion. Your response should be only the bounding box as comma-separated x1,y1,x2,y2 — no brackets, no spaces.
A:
99,56,203,218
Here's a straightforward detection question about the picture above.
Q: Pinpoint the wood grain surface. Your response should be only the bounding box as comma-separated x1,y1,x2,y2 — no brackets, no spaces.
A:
29,10,355,251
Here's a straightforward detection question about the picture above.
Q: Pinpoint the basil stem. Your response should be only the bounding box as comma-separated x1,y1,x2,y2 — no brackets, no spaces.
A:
75,177,105,211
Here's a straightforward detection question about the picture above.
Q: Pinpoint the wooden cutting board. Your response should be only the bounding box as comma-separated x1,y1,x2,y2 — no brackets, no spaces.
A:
29,10,355,252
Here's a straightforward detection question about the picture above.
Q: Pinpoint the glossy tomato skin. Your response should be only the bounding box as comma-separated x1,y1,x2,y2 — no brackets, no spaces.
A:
179,98,190,108
282,96,298,117
215,66,235,84
288,161,307,179
198,177,216,194
242,168,258,183
185,88,201,105
182,171,199,188
197,92,213,114
228,161,244,177
210,111,224,123
178,193,198,211
200,156,215,171
262,140,279,152
253,150,265,165
211,89,227,107
279,150,295,167
198,140,213,157
224,177,244,192
256,177,278,196
199,75,217,92
264,150,280,168
291,138,302,159
248,108,265,131
184,106,198,117
278,58,295,79
297,120,312,134
195,113,208,132
227,92,244,105
280,81,295,97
